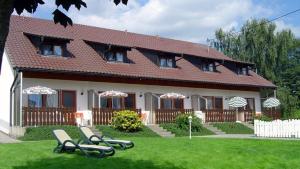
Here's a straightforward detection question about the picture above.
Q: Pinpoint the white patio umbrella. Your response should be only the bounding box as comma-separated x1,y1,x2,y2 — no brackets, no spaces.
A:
159,92,186,99
263,97,280,108
228,96,247,108
228,96,247,122
22,85,57,95
99,90,128,109
99,90,128,97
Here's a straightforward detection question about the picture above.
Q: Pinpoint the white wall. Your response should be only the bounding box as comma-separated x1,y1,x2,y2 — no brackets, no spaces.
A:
0,51,15,133
22,78,262,113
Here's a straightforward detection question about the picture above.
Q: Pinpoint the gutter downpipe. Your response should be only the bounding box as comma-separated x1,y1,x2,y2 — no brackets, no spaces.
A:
20,71,23,127
9,69,19,127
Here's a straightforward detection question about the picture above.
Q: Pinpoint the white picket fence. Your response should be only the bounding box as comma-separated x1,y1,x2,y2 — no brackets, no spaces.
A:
254,119,300,138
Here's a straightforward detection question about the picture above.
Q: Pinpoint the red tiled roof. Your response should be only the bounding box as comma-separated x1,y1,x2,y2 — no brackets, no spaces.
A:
5,16,275,88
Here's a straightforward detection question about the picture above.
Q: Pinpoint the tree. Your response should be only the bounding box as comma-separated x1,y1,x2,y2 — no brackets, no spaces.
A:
215,19,300,117
0,0,128,71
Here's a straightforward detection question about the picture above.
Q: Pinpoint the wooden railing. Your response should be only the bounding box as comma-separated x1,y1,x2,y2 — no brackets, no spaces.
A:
22,107,76,126
92,108,142,125
243,110,254,122
263,109,281,120
204,109,236,122
154,109,194,124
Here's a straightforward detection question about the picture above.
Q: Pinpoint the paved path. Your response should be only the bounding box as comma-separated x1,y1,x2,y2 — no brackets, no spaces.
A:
0,132,20,144
197,134,300,140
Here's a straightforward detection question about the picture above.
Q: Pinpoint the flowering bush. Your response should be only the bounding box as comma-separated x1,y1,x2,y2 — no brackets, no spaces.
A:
112,110,142,132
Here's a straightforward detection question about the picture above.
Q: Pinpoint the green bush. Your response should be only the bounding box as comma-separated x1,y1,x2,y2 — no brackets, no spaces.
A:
290,109,300,119
254,114,272,121
175,114,202,132
159,114,214,137
112,110,142,132
19,125,80,141
160,123,214,137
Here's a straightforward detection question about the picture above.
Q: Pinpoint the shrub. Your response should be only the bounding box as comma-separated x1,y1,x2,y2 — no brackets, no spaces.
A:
254,114,272,121
175,114,203,132
112,110,142,132
290,109,300,119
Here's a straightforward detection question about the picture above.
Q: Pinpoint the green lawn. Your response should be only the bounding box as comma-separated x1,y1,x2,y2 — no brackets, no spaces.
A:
1,137,300,169
212,122,254,134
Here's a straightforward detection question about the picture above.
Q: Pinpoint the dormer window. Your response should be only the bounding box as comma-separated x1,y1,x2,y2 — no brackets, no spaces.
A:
106,51,125,62
159,57,174,68
41,44,63,56
237,67,249,75
202,62,216,72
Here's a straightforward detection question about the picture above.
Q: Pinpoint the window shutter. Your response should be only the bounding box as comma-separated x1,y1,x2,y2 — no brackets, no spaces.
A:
191,95,199,111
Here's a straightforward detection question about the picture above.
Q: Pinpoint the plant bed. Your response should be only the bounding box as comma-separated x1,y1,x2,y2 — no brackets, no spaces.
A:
19,125,81,141
97,125,160,138
212,122,254,134
160,123,214,137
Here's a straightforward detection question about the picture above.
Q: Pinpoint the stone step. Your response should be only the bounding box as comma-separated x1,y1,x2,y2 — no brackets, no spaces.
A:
147,125,175,138
203,124,226,135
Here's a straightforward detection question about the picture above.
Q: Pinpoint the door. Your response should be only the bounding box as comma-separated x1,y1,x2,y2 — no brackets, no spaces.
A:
144,92,158,124
61,90,76,109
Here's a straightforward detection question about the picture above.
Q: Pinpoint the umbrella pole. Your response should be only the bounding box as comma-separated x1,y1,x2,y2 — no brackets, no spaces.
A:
236,108,238,121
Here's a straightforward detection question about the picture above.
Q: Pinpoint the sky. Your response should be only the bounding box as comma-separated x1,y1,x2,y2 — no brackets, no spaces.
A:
18,0,300,44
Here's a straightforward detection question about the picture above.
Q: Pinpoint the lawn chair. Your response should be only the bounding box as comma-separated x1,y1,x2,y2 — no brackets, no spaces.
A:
79,126,134,150
53,129,115,158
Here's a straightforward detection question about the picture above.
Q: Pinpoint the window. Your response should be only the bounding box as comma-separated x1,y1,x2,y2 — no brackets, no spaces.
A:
105,51,125,62
160,98,184,109
159,57,174,68
100,93,136,109
41,44,63,56
27,91,59,108
203,96,223,110
61,90,76,108
28,95,42,108
202,62,216,72
245,98,255,111
124,94,136,109
237,67,248,75
116,52,124,62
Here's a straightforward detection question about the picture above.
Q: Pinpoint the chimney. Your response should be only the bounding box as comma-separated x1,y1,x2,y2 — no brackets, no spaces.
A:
124,29,128,35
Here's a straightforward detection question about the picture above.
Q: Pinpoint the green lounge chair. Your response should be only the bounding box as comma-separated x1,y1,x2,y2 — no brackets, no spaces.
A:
79,126,134,150
53,129,115,158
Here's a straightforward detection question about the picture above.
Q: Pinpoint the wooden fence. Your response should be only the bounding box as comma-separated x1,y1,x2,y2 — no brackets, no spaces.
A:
22,107,76,126
154,109,193,124
92,108,142,125
255,119,300,138
262,109,281,120
204,109,236,122
244,110,254,122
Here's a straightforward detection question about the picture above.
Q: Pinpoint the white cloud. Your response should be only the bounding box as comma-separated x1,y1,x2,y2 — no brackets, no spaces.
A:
275,20,300,38
66,0,273,43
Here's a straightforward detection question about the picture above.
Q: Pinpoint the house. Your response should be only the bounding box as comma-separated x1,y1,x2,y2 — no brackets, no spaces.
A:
0,16,275,136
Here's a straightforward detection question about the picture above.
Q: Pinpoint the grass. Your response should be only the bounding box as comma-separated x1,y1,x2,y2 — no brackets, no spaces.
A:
19,125,81,141
160,123,214,136
97,125,160,137
212,122,254,134
1,137,300,169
